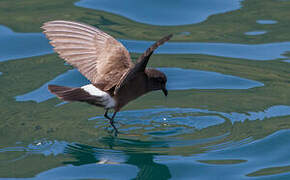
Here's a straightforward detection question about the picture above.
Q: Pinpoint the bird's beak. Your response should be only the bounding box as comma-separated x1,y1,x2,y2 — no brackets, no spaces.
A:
162,87,168,96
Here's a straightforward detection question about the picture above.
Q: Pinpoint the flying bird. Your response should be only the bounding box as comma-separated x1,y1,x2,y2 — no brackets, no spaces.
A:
42,20,172,133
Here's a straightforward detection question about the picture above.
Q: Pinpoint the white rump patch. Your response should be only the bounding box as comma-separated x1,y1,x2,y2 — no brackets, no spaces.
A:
81,84,115,108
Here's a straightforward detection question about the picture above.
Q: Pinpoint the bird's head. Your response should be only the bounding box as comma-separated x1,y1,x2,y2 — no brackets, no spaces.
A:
145,68,168,96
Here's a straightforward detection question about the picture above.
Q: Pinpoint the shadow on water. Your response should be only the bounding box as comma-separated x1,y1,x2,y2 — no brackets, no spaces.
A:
2,128,290,179
64,142,172,180
51,129,290,179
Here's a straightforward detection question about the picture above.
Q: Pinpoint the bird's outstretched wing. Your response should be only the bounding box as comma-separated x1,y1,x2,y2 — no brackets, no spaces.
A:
114,34,173,95
42,20,133,91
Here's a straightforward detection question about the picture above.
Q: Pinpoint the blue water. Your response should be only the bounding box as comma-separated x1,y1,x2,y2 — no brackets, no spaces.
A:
1,25,290,61
75,0,243,26
156,130,290,179
15,69,90,103
29,164,138,180
0,25,53,62
256,20,278,24
245,31,267,36
178,32,191,36
15,67,263,103
121,40,290,60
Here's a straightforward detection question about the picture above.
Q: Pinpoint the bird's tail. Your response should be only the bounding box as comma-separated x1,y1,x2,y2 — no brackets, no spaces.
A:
48,85,83,101
48,85,107,107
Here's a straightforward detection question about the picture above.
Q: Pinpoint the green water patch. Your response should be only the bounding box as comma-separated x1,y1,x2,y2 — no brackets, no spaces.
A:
0,0,289,43
247,165,290,177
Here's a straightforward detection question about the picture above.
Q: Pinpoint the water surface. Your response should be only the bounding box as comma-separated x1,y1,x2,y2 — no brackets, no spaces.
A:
245,31,267,36
155,130,290,179
120,40,290,60
2,106,290,179
15,67,263,103
256,20,277,24
90,105,290,125
75,0,243,25
0,25,52,62
1,0,290,179
1,25,290,61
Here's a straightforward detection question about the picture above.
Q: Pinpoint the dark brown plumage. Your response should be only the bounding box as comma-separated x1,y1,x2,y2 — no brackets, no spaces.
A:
42,20,172,133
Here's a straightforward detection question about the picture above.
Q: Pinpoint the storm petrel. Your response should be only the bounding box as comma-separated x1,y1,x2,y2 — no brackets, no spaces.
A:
42,20,172,133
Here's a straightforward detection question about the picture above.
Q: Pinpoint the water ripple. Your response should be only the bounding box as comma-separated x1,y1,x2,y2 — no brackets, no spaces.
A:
90,105,290,127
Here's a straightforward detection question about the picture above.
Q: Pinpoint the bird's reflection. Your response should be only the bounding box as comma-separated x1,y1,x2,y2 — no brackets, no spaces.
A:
63,136,171,180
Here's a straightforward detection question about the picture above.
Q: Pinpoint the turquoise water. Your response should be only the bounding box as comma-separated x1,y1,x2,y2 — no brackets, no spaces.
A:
1,0,290,179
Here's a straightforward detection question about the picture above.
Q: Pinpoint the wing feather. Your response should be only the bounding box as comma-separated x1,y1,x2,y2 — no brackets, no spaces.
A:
45,34,94,41
44,30,95,38
114,34,173,95
43,23,97,35
42,20,133,91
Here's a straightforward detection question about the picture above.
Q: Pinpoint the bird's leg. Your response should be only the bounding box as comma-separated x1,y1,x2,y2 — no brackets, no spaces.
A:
104,109,111,120
104,109,119,133
110,111,118,133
